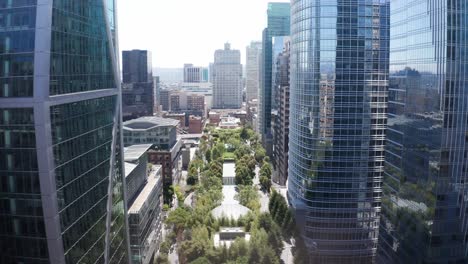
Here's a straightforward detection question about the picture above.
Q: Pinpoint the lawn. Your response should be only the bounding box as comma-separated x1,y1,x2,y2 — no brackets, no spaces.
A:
223,152,236,161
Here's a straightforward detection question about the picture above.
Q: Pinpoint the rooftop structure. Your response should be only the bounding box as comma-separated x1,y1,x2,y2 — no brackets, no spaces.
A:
123,116,179,131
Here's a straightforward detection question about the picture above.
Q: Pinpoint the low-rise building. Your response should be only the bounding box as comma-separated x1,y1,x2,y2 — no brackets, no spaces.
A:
124,145,164,264
219,117,241,129
164,112,186,128
188,115,203,134
123,116,179,148
209,111,221,125
147,140,183,190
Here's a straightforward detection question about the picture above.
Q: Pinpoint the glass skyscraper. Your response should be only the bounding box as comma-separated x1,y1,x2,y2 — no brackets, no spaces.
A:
258,2,290,143
0,1,130,263
288,0,389,263
378,1,468,263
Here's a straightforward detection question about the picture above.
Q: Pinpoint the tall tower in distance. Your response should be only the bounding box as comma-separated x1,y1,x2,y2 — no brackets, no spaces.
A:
246,41,262,102
288,0,390,263
122,50,153,83
379,1,468,263
258,2,290,146
212,43,243,109
0,1,130,263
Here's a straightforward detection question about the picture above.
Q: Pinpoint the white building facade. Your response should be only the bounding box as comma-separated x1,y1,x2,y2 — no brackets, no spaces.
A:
212,43,243,109
245,41,262,102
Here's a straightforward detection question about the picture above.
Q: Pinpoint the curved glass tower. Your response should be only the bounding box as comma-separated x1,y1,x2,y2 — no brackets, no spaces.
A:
0,1,130,263
288,0,389,262
379,1,468,263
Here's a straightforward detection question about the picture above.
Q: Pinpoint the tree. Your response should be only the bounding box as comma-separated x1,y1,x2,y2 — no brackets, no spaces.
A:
240,127,250,141
235,185,260,211
181,226,211,262
166,207,192,241
190,257,211,264
187,165,199,185
260,176,271,192
205,149,212,163
254,147,266,164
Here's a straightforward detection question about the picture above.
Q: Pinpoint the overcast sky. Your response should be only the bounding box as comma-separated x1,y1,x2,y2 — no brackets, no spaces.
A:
117,0,288,68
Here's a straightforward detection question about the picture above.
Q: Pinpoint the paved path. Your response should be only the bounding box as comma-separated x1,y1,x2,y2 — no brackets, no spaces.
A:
281,240,294,264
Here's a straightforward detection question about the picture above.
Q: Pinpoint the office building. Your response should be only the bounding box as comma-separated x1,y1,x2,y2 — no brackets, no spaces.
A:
124,145,163,264
122,50,153,83
272,38,290,186
183,64,208,83
154,76,161,113
160,90,171,111
187,94,206,113
0,1,130,263
188,116,203,134
288,1,390,263
122,117,183,200
123,117,179,149
378,1,468,263
246,41,262,102
212,43,243,109
122,83,154,121
122,50,154,120
258,3,290,145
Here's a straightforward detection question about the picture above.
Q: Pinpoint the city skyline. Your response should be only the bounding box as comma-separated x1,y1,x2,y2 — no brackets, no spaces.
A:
117,0,290,67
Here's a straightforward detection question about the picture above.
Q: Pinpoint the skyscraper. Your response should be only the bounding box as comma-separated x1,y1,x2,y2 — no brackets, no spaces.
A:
272,38,290,186
212,43,242,109
378,1,468,263
246,41,262,102
122,50,153,83
122,50,154,121
258,2,290,145
288,1,390,263
0,1,130,263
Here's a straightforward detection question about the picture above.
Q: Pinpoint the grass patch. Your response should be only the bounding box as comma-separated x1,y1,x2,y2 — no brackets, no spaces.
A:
223,152,236,161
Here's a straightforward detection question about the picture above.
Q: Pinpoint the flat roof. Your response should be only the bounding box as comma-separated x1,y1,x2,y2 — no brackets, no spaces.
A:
124,162,138,178
124,144,153,162
123,116,179,131
223,162,236,178
128,166,162,214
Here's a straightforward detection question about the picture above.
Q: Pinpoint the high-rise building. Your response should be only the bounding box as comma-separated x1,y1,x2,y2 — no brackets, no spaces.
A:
288,1,390,263
246,41,262,102
378,1,468,263
160,90,171,111
258,2,290,145
212,43,243,109
183,64,208,83
0,1,130,263
122,50,153,83
122,50,154,121
272,38,290,186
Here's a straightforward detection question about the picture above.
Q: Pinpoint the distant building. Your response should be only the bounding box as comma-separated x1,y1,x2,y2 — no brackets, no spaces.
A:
164,113,187,128
258,3,290,145
188,115,203,134
122,50,154,120
219,117,241,129
160,90,171,111
272,38,290,186
169,91,188,111
124,145,163,264
212,43,243,109
184,64,208,83
209,111,221,125
246,41,262,102
187,94,205,113
154,76,161,112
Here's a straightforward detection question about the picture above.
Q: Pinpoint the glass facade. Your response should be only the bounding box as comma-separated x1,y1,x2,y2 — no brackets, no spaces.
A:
0,0,129,263
0,0,36,98
288,0,389,263
378,1,468,263
259,2,290,139
0,108,49,263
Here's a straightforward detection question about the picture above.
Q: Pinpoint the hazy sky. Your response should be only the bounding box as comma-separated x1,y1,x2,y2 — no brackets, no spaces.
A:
117,0,288,68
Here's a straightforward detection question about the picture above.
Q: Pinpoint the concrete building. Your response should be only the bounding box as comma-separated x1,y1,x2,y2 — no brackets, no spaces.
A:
124,145,163,264
123,116,179,149
212,43,243,109
209,111,221,125
164,113,186,129
183,64,208,83
246,41,262,102
272,38,290,186
147,140,183,191
288,1,389,262
0,1,130,263
187,94,206,113
169,91,188,111
122,50,154,120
